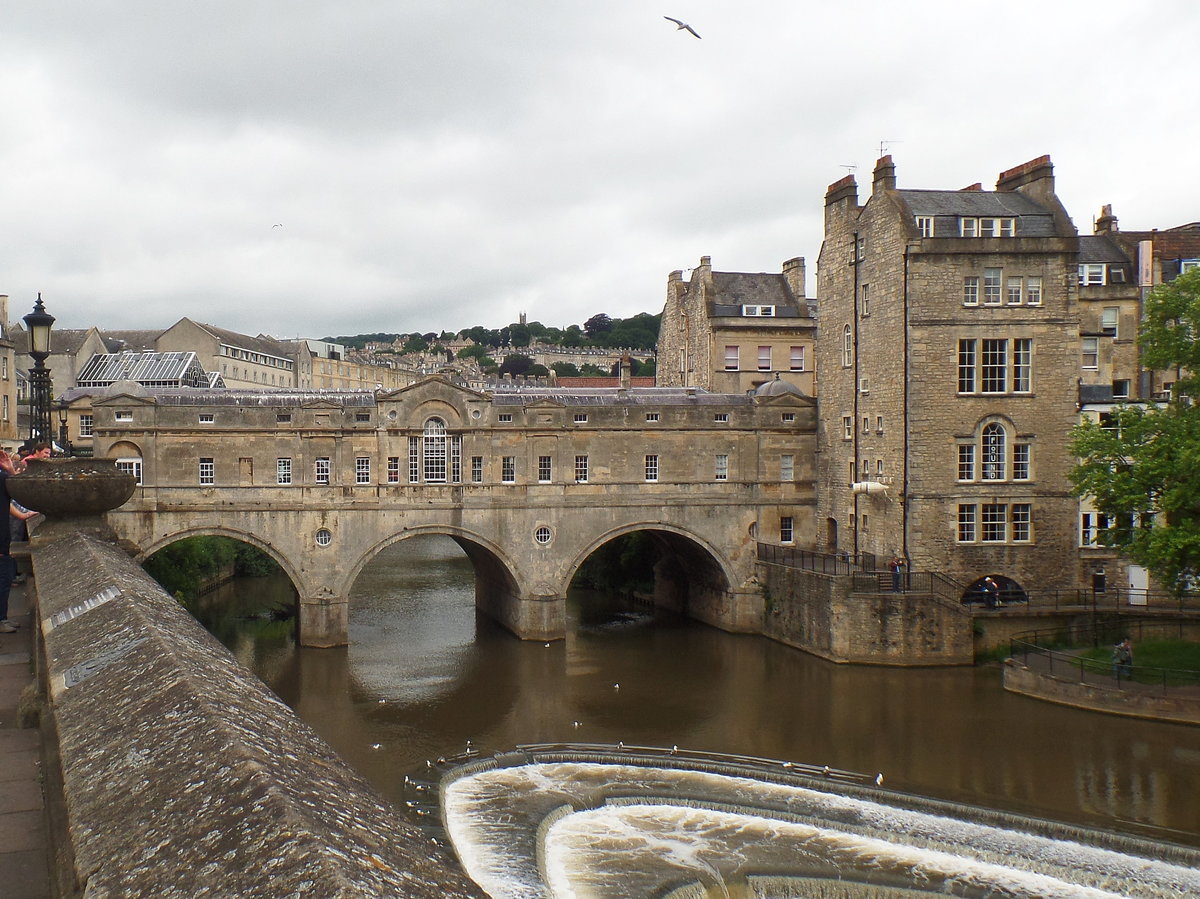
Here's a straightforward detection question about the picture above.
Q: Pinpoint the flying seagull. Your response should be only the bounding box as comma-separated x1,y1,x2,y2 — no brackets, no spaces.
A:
272,223,283,228
664,16,701,39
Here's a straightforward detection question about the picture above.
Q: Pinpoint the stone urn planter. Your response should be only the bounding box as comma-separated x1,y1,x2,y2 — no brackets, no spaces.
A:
8,457,137,519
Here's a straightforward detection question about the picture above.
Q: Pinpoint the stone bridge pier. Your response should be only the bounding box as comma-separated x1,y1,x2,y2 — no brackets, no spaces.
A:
107,502,765,648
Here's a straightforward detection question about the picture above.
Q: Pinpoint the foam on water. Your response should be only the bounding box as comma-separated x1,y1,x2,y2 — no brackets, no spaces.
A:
442,760,1200,899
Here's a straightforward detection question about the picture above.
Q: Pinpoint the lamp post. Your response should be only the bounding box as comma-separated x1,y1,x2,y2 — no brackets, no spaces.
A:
23,293,55,447
57,398,72,457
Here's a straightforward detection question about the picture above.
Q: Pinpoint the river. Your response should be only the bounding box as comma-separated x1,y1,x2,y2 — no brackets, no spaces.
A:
193,535,1200,858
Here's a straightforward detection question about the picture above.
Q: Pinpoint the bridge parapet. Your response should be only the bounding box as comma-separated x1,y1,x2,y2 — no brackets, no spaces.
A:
32,527,485,896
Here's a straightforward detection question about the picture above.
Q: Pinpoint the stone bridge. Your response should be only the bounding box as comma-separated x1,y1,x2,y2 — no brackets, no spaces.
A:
92,377,817,646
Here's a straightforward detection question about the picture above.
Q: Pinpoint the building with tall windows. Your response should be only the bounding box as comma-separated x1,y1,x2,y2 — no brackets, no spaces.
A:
815,155,1087,600
657,255,816,396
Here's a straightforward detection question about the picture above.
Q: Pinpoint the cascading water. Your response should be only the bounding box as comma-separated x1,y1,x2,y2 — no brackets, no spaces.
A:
438,748,1200,899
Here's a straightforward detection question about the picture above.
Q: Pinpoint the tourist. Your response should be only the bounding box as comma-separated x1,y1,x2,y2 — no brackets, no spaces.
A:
9,501,37,585
889,555,905,592
982,576,1000,609
1112,638,1134,680
0,453,17,633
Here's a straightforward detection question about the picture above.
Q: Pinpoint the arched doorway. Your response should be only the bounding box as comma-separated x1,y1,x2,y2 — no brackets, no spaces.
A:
961,574,1028,607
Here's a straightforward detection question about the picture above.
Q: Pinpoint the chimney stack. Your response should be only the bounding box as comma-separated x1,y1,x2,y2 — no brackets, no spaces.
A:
872,155,896,194
782,257,806,299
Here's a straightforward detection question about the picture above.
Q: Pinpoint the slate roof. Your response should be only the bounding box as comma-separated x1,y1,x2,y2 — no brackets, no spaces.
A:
1078,235,1131,264
192,322,295,359
100,330,162,353
708,272,805,317
897,189,1059,237
555,377,657,388
11,327,95,356
492,387,752,406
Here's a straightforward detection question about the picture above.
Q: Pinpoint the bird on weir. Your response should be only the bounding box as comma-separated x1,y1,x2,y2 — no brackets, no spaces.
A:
664,16,701,39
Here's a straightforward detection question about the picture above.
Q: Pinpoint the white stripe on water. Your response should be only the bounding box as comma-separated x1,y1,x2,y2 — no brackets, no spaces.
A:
443,762,1200,899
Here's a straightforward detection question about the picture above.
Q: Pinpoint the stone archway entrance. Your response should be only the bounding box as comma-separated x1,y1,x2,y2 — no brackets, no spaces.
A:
962,574,1028,607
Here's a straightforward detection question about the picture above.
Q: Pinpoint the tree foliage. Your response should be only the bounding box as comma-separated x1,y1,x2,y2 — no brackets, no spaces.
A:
1070,269,1200,595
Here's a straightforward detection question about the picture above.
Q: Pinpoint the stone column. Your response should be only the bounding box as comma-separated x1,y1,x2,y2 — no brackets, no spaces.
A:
298,590,350,647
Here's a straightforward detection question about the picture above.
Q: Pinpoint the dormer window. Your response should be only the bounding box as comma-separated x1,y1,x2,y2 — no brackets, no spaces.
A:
915,216,934,237
743,305,775,317
1078,263,1106,286
960,217,1015,237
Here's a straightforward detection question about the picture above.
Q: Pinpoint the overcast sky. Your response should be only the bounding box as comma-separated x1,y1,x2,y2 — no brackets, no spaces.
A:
4,1,1197,340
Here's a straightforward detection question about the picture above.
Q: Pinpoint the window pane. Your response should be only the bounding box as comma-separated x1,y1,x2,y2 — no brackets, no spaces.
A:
981,504,1006,541
958,339,976,393
1013,339,1032,392
981,339,1007,392
957,505,976,542
981,423,1005,480
957,444,975,481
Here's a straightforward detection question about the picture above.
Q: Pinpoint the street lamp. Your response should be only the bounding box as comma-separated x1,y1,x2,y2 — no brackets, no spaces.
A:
57,398,72,457
23,293,55,446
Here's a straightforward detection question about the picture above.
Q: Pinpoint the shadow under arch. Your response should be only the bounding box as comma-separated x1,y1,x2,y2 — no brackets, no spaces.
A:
961,573,1028,606
567,523,736,616
346,524,523,614
136,526,304,598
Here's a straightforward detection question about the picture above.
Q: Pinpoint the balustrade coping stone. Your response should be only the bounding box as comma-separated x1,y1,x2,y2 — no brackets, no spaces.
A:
33,528,485,897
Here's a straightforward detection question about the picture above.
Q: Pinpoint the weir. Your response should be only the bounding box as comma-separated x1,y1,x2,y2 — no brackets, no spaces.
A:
439,746,1200,898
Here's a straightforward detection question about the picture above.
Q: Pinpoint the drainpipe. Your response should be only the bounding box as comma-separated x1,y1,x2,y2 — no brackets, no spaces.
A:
851,231,861,560
902,244,911,568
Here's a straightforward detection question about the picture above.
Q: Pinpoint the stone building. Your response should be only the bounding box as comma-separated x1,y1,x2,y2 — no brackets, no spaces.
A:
816,155,1086,601
657,256,816,396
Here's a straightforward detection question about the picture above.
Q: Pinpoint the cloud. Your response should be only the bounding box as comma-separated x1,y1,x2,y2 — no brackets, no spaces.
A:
2,1,1198,338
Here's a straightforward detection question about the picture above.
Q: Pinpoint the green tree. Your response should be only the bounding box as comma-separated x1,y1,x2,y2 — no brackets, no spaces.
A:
1069,269,1200,595
551,362,580,377
499,353,535,376
401,334,429,354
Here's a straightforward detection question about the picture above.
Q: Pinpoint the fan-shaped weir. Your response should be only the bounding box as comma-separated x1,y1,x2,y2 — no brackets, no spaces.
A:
433,745,1200,899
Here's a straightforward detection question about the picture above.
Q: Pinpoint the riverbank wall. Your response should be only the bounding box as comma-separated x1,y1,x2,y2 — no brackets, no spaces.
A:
30,526,486,897
759,563,974,665
1003,659,1200,726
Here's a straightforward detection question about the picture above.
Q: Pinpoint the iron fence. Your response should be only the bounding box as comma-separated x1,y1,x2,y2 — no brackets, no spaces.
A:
1010,618,1200,692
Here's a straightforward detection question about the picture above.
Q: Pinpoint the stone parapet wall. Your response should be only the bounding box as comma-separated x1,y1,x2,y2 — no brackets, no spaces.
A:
33,528,485,897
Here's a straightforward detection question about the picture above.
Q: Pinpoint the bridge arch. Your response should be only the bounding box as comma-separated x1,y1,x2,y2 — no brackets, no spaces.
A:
566,523,739,625
345,524,522,600
135,526,305,600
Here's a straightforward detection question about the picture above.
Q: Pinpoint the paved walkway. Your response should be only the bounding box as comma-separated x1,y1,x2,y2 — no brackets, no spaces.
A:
0,581,52,898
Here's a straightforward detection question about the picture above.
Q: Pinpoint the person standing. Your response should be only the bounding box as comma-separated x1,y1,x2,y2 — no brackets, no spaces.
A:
1112,638,1134,679
0,452,17,633
982,576,1000,609
889,555,905,592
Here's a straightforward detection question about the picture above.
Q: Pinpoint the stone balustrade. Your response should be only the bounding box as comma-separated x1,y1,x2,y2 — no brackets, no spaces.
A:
32,526,484,897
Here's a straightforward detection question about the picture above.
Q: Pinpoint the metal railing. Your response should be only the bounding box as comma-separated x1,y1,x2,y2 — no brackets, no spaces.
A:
1010,619,1200,691
757,543,875,576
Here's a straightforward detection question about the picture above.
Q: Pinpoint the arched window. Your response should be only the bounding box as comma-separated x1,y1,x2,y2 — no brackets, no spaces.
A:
981,422,1006,480
423,418,447,482
842,325,853,368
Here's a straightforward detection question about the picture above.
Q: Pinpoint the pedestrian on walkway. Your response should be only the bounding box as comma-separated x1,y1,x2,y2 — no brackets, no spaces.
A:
889,555,905,592
0,452,16,633
1112,638,1134,680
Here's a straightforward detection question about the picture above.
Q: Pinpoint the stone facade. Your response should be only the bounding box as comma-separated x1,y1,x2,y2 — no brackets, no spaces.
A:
657,256,816,396
93,377,818,647
816,155,1088,601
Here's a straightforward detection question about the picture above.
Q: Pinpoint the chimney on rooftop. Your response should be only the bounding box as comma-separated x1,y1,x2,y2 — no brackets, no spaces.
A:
872,155,896,195
1095,204,1119,234
996,155,1054,193
782,257,807,299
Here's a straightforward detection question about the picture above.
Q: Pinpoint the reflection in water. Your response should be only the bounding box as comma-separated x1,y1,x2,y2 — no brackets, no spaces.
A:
198,535,1200,852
